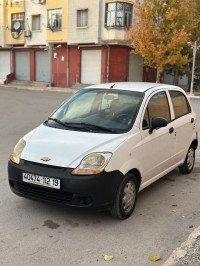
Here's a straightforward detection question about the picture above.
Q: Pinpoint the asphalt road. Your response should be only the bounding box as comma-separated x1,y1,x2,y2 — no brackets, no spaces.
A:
0,86,200,266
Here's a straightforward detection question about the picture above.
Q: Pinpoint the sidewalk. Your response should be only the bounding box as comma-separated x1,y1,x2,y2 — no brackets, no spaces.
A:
1,83,79,94
163,226,200,266
2,82,200,98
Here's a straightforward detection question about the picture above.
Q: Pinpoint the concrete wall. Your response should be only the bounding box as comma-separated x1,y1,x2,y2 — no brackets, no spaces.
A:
68,0,100,45
25,1,47,47
51,45,68,87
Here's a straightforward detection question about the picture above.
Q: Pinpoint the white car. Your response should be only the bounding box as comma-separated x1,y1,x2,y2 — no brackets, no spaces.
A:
8,82,198,219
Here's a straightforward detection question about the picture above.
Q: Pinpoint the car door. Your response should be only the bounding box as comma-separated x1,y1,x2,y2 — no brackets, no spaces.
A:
138,90,176,182
168,90,195,162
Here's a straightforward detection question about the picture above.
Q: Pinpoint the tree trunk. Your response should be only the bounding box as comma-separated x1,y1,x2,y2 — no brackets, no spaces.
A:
174,67,179,85
156,69,161,83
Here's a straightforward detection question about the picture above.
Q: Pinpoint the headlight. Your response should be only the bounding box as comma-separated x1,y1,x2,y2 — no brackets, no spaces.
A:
10,139,26,164
72,152,112,175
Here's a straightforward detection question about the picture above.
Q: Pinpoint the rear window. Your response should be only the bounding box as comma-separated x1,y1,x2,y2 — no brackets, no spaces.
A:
169,91,190,119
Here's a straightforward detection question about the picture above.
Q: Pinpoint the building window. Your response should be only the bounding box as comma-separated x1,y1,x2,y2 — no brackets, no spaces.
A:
32,15,40,31
11,0,22,5
105,2,132,28
48,9,62,32
11,13,25,32
77,9,88,27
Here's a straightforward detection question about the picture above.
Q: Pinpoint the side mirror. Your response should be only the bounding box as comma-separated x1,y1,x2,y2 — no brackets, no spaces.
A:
149,117,167,134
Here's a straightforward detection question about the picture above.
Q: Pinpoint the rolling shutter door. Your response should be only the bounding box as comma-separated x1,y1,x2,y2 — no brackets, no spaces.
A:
35,51,51,82
0,52,10,79
15,51,30,81
81,50,101,84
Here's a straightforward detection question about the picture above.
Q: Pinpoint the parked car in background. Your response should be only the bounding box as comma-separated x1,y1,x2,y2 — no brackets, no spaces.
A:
8,82,198,219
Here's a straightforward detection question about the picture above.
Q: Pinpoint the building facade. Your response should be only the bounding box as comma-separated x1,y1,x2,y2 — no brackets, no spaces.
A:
47,0,68,87
0,0,5,48
0,0,12,82
67,0,143,87
0,0,185,88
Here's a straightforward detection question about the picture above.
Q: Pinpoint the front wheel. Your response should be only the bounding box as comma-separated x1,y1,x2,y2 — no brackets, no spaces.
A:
110,173,138,220
179,144,195,174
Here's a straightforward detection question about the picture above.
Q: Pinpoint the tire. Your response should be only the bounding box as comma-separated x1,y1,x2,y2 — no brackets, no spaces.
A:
110,173,138,220
179,144,195,174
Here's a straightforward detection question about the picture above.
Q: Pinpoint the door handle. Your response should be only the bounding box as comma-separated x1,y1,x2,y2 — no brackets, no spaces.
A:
169,127,174,134
191,118,194,123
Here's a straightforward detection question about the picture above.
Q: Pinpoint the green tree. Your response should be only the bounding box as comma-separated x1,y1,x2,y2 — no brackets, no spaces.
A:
128,0,199,83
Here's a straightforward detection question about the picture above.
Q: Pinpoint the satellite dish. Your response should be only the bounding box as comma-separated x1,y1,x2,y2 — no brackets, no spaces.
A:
13,21,21,31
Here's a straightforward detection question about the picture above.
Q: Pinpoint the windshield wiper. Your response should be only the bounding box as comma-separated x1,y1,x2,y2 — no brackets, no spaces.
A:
47,117,79,129
64,122,118,133
47,119,118,133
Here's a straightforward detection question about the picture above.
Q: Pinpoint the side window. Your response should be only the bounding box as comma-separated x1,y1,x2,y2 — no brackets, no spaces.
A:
142,91,170,129
169,91,190,119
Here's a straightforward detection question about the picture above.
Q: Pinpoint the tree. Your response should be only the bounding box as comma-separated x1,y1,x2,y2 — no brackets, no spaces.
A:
128,0,199,83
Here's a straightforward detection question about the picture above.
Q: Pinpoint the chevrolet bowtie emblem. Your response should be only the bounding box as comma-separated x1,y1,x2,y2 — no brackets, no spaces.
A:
40,157,51,162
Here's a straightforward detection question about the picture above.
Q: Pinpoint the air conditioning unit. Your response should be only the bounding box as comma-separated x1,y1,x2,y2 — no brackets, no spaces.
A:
38,0,45,4
11,32,19,39
24,30,32,38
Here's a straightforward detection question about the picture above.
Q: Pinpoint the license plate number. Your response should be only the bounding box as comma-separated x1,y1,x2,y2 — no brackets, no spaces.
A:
22,173,60,189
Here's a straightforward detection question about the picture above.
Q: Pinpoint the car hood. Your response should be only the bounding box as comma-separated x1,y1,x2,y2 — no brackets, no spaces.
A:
23,125,128,168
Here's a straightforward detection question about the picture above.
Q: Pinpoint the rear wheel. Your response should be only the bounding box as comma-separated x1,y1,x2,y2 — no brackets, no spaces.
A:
179,144,195,174
111,173,138,220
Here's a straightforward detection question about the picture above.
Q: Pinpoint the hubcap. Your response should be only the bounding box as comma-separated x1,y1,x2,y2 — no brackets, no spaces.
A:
122,181,136,214
187,148,194,170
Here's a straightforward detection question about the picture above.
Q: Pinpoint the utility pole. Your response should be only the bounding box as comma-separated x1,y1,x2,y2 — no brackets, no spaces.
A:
190,41,200,95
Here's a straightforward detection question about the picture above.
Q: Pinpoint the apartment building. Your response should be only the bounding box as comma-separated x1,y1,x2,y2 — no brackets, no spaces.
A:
0,0,11,82
46,0,68,87
0,0,144,87
67,0,143,87
101,0,143,83
10,0,50,83
0,0,4,47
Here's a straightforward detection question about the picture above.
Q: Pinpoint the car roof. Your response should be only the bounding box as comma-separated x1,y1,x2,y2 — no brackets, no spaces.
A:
84,82,181,93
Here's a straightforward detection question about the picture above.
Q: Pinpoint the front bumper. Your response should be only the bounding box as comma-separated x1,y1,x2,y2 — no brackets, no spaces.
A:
8,160,124,210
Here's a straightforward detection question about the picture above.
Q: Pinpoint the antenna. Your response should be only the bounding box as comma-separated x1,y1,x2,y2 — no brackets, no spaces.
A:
110,83,116,88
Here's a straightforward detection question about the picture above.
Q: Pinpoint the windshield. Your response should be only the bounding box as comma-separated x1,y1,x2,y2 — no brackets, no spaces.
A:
46,89,143,133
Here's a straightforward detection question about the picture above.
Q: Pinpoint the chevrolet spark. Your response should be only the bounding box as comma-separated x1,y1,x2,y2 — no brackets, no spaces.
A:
8,82,198,219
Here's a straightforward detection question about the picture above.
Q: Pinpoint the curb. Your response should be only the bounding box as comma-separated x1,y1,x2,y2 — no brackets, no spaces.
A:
163,226,200,266
0,84,79,94
188,95,200,100
1,84,200,98
187,93,200,99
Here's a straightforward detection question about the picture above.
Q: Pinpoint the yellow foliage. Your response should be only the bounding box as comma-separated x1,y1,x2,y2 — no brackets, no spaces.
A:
127,0,199,75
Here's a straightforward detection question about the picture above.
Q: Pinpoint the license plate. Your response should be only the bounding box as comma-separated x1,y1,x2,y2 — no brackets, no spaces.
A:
22,172,60,189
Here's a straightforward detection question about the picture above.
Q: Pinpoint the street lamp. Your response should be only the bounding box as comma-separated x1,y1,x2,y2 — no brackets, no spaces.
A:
188,41,200,95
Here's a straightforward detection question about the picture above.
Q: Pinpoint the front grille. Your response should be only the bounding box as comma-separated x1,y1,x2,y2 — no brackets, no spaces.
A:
17,182,73,205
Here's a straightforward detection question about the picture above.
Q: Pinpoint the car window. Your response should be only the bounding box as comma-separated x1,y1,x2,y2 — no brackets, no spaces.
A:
142,108,150,129
169,91,190,119
142,91,170,129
